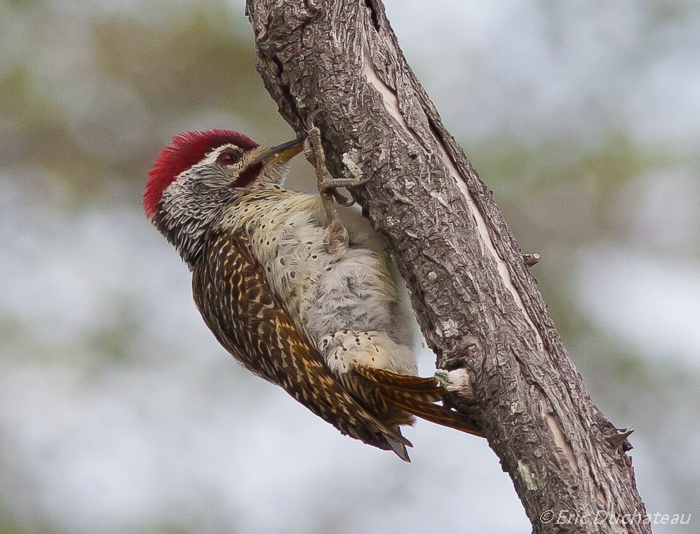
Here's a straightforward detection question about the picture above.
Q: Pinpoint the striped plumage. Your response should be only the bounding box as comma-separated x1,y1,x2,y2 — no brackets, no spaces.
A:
145,130,481,461
193,229,413,454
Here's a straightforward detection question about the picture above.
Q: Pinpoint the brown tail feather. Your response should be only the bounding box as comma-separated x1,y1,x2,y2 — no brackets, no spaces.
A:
385,436,412,462
354,366,443,396
383,389,483,437
353,366,482,437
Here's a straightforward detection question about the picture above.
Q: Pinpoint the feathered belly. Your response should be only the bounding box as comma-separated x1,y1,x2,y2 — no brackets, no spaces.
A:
246,195,417,376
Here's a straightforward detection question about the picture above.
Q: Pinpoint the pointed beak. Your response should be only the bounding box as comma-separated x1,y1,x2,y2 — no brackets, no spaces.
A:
255,138,304,166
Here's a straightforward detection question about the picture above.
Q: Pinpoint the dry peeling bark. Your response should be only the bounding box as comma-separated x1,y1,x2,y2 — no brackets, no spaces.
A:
245,0,650,531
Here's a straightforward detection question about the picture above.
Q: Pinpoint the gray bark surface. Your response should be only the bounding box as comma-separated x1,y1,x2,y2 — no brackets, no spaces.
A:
245,0,650,531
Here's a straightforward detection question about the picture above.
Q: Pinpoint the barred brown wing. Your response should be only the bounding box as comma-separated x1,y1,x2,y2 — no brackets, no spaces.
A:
191,229,410,454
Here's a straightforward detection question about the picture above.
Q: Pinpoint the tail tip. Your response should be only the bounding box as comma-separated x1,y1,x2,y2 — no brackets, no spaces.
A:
386,435,412,462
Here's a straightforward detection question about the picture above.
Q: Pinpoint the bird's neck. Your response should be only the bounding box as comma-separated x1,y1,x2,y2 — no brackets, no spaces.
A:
154,179,237,268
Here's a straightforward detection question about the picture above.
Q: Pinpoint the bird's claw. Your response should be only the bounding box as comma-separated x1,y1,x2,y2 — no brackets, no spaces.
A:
306,109,323,132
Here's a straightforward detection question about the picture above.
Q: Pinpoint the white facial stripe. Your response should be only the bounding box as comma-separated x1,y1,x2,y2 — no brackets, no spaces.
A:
200,144,243,166
163,143,242,198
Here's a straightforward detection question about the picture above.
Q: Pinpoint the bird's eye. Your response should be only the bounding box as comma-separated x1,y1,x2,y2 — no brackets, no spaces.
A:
219,152,237,165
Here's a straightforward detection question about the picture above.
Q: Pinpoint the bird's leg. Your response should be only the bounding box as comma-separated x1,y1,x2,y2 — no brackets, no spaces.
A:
304,120,362,258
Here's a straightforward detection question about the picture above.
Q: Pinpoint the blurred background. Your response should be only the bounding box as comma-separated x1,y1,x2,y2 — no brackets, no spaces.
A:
1,0,698,532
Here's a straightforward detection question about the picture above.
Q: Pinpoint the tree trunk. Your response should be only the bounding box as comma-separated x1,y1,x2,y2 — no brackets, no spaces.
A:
245,0,651,531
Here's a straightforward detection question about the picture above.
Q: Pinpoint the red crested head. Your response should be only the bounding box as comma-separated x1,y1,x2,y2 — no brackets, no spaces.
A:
144,130,259,219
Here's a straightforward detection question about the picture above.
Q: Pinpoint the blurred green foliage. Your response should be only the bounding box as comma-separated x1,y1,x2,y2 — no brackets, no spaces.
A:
1,0,284,202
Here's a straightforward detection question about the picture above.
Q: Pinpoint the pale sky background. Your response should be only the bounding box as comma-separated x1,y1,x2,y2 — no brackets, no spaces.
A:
1,0,698,532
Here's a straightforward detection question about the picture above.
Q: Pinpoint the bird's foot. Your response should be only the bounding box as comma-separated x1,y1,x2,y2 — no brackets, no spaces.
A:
303,113,351,257
304,112,368,202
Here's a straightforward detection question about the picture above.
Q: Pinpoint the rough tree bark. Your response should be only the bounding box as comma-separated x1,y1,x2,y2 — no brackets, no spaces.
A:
245,1,651,532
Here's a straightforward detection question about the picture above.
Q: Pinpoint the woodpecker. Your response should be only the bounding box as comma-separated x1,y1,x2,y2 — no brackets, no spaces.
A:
144,128,481,461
